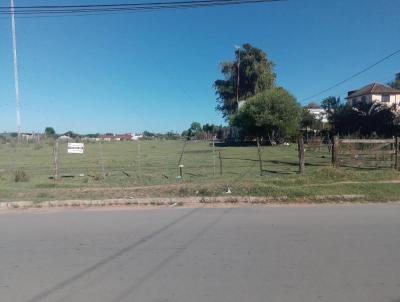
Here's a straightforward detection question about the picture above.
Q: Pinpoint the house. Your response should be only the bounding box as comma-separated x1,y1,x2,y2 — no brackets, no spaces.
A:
98,133,141,141
113,134,133,141
308,108,328,123
346,83,400,107
132,133,143,140
58,135,72,140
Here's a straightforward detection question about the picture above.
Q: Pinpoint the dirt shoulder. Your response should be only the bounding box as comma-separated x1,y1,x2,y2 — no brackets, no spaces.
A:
1,195,399,213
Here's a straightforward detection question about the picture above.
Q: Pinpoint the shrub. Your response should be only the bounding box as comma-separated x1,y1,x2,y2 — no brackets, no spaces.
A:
178,187,190,197
14,169,29,182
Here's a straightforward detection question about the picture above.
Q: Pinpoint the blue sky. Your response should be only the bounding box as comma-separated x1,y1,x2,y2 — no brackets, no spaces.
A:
0,0,399,134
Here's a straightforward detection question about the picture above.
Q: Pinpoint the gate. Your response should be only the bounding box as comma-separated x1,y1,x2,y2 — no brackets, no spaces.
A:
332,137,399,170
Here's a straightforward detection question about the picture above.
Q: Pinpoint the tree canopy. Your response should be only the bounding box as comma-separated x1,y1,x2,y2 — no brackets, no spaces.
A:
231,87,301,141
327,100,399,137
388,72,400,90
300,108,323,130
215,43,276,119
64,130,79,139
305,102,321,109
321,96,341,114
44,127,56,137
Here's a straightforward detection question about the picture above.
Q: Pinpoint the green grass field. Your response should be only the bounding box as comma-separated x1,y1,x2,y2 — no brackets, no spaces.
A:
1,140,400,203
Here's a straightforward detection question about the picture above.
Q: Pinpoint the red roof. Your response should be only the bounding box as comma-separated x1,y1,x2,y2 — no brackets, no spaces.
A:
346,83,400,99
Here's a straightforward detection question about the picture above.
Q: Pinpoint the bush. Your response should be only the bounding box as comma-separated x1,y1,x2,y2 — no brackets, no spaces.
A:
14,169,29,182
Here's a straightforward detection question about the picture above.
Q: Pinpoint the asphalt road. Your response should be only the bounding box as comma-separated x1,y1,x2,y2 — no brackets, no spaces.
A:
1,204,400,302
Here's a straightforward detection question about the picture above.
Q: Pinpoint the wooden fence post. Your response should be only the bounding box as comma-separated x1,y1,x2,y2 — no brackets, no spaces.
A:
212,138,216,176
395,137,399,171
179,164,184,179
298,138,305,174
219,151,223,175
53,139,59,181
332,136,339,168
256,137,263,176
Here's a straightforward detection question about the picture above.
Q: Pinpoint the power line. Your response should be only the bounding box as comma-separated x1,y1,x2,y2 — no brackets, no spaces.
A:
324,75,399,102
0,0,282,10
0,0,284,16
300,48,400,102
1,0,279,9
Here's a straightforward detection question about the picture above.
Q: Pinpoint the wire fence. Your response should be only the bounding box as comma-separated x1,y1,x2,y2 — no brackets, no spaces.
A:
2,136,398,188
0,138,334,186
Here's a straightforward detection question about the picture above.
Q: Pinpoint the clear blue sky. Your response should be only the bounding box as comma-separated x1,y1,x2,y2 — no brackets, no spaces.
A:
0,0,399,134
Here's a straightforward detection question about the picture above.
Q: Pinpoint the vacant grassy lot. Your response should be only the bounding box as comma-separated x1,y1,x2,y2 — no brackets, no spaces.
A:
1,140,400,203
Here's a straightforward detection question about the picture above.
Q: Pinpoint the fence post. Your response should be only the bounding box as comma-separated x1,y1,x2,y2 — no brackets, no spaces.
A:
395,137,399,171
219,151,223,175
53,139,59,181
298,138,305,174
179,164,184,179
212,138,216,176
332,136,339,168
256,137,263,176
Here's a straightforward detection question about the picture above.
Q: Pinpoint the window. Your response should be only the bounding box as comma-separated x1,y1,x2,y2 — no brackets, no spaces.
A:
382,94,390,102
361,96,366,102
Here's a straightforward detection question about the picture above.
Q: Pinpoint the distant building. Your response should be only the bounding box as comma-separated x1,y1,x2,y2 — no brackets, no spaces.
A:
238,100,246,110
132,133,143,140
98,133,142,141
308,108,328,123
346,83,400,107
58,135,72,140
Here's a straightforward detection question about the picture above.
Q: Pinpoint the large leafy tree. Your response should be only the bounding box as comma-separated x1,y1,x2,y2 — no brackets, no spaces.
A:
231,87,301,141
214,43,276,119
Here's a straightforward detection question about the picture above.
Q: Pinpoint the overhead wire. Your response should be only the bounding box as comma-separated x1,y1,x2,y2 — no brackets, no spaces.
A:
300,48,400,102
0,0,284,16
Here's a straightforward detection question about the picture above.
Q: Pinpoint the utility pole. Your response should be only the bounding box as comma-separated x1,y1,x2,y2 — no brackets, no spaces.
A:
10,0,21,141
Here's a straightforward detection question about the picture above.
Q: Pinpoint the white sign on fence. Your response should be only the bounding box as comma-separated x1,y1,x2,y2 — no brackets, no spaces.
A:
67,143,84,154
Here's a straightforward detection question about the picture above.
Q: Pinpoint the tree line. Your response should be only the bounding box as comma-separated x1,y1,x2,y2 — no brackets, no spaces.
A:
214,43,400,142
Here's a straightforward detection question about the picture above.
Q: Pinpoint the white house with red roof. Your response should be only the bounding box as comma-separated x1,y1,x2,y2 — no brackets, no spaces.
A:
346,83,400,107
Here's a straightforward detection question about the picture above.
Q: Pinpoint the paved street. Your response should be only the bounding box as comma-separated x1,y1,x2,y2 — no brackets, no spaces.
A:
1,204,400,302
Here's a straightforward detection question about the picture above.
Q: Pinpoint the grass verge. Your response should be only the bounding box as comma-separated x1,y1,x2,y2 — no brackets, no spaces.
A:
1,167,399,203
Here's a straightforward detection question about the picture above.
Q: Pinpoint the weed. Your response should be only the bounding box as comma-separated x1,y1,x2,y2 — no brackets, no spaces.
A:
178,187,190,197
224,197,239,203
198,188,212,196
37,192,51,199
35,183,56,188
14,169,29,182
199,197,219,203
